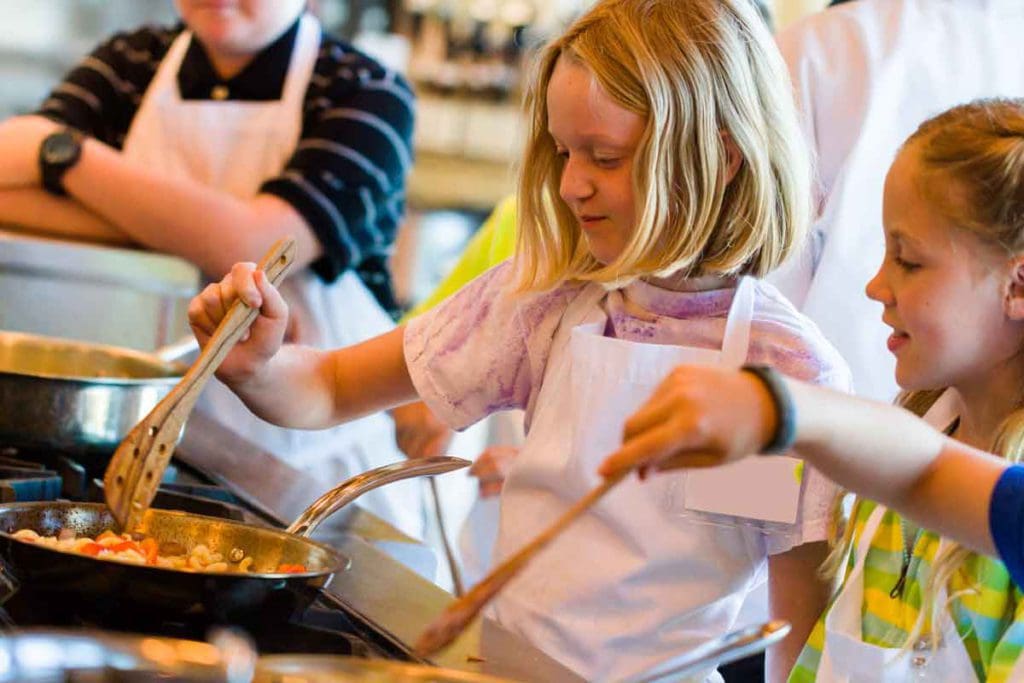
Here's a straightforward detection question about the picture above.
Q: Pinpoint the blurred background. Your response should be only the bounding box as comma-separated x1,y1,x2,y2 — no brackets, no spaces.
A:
0,0,828,314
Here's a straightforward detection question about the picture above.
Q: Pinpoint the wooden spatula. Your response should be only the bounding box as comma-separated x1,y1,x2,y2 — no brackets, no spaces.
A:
414,469,629,657
104,237,297,530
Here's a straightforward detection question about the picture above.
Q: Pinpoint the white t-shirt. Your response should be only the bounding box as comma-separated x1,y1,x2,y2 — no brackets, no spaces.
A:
770,0,1024,401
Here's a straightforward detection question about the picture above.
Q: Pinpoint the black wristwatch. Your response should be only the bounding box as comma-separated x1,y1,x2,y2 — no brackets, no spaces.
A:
39,128,84,196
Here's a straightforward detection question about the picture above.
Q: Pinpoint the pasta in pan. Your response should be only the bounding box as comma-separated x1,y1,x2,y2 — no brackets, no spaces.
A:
10,528,306,573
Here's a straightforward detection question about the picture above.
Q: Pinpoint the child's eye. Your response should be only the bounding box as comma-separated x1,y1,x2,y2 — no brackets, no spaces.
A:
594,156,621,168
894,256,920,271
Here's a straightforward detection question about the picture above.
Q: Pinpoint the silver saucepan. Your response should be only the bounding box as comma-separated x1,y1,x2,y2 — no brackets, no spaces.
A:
0,330,197,456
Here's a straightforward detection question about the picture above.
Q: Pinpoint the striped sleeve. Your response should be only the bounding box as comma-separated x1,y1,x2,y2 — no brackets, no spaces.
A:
35,26,172,148
260,42,415,291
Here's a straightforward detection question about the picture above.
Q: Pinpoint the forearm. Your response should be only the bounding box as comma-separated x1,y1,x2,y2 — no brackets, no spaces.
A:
886,444,1001,555
788,380,947,493
0,188,133,246
229,344,343,429
62,138,322,277
786,379,1002,555
231,327,418,429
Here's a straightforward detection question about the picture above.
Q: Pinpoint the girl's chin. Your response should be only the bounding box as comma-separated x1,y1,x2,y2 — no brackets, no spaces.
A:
585,250,617,266
581,234,623,266
894,369,943,394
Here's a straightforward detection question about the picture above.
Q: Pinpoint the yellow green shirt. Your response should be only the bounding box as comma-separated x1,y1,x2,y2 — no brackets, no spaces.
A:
401,195,517,322
789,499,1024,681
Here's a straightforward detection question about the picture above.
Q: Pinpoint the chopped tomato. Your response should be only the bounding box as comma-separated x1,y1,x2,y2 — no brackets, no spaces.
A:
140,537,159,565
110,541,141,554
80,542,105,556
276,563,307,574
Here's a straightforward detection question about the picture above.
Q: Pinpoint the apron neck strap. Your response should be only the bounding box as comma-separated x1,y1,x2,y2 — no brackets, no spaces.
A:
161,27,195,85
281,15,321,104
848,504,889,578
719,276,755,367
922,388,961,432
161,13,320,104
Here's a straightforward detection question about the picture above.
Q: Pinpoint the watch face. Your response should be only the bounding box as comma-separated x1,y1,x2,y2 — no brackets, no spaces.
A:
42,132,79,165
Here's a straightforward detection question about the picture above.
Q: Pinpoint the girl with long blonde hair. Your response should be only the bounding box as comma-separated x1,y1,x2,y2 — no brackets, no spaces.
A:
605,98,1024,681
188,0,851,679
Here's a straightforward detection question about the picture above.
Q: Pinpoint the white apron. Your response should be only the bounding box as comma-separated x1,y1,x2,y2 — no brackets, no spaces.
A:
815,393,976,682
817,507,976,682
121,15,423,540
490,278,796,682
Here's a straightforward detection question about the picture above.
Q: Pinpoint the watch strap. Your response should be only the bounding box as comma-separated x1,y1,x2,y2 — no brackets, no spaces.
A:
741,364,797,455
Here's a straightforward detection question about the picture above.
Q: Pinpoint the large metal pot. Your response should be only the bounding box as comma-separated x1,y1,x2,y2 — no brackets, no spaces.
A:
0,631,514,683
0,628,253,682
0,331,193,456
254,655,515,682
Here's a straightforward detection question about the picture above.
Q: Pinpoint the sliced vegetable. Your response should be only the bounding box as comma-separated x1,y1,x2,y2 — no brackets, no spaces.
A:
79,542,104,557
140,537,159,565
110,540,141,554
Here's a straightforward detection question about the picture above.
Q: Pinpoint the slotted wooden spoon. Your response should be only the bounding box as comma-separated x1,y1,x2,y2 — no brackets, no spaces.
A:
104,237,297,530
414,469,629,657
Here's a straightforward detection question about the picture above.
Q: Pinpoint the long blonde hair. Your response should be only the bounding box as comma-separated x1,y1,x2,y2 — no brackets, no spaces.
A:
825,99,1024,650
513,0,812,291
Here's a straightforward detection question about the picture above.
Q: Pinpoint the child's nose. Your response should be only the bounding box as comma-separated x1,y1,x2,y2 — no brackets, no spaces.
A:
559,156,594,203
865,266,892,305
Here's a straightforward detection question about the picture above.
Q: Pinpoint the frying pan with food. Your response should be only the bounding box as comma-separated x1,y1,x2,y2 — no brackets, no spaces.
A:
0,456,469,623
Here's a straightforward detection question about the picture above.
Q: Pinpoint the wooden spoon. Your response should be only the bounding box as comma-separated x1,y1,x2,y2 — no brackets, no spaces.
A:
414,469,629,657
104,238,297,530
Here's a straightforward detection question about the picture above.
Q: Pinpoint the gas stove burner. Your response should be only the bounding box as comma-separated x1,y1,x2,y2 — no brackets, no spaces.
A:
0,450,46,470
0,446,90,498
0,452,62,503
0,444,255,522
0,466,61,503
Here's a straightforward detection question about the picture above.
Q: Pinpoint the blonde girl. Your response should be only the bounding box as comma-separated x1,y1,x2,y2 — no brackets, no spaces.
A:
605,98,1024,682
189,0,851,680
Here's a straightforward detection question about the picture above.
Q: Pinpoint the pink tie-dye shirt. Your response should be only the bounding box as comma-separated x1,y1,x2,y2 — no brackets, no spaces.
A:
405,261,853,549
406,261,850,425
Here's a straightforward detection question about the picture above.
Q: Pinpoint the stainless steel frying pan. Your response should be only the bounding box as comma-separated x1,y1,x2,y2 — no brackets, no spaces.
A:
0,330,196,456
0,457,469,623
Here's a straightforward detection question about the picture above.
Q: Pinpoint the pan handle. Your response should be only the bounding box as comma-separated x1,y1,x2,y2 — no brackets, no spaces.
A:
153,335,200,365
622,620,791,683
208,628,257,683
286,456,471,537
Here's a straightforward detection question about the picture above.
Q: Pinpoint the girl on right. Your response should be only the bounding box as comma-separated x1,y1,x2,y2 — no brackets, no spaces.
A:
603,98,1024,681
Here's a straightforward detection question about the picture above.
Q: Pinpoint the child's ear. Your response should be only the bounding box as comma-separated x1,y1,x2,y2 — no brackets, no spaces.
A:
1005,256,1024,320
721,131,742,185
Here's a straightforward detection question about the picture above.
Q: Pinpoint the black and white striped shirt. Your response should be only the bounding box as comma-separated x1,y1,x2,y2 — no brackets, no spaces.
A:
37,19,414,317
